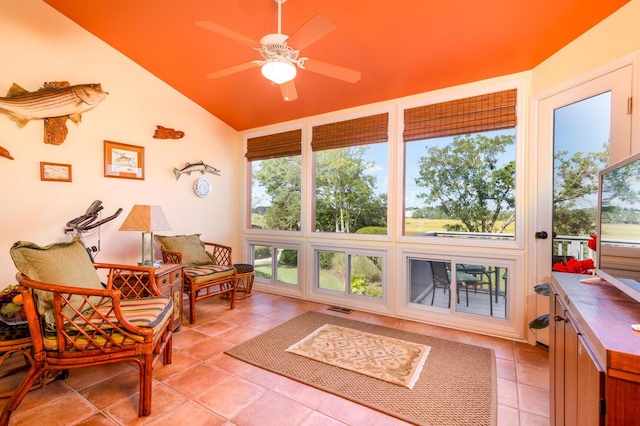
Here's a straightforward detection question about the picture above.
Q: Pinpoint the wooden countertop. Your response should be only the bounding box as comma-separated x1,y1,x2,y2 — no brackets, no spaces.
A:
551,272,640,377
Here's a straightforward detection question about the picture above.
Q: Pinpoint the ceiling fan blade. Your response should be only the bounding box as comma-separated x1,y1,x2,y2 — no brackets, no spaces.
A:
207,62,259,79
280,80,298,102
194,20,259,48
286,14,336,50
304,59,361,83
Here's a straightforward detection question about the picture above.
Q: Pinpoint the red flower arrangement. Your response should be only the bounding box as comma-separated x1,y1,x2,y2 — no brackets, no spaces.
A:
587,235,597,252
553,258,595,274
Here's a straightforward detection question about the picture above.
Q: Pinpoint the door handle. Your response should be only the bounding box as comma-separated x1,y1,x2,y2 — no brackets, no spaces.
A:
535,231,548,239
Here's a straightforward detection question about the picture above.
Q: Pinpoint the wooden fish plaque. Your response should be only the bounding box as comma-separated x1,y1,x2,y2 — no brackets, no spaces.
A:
154,125,185,139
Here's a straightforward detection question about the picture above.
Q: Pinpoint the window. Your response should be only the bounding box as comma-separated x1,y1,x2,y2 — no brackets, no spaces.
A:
247,130,302,231
317,249,383,299
552,93,610,262
312,113,389,234
407,258,508,318
403,90,517,239
252,244,299,286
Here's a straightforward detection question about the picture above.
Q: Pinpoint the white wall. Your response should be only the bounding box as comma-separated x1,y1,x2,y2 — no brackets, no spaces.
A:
532,0,640,94
0,1,242,285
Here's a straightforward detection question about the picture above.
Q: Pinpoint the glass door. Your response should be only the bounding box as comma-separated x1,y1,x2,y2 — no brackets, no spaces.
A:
534,65,632,346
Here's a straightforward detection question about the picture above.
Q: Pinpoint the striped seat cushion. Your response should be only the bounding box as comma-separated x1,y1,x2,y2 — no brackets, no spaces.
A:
43,296,172,351
184,264,235,284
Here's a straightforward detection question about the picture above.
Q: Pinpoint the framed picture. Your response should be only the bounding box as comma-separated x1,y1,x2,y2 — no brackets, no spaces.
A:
104,140,145,180
40,162,72,182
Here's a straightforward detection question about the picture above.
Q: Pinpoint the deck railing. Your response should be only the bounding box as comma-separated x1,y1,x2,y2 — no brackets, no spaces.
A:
553,235,594,261
420,231,596,261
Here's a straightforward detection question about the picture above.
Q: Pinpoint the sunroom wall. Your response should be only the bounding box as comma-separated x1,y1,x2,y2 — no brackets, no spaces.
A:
240,0,640,341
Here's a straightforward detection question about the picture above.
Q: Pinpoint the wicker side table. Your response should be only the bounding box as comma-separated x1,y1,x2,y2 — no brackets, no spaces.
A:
233,264,255,299
0,321,36,398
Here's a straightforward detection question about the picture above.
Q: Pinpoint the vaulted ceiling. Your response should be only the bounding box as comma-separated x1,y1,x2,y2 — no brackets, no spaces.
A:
44,0,630,131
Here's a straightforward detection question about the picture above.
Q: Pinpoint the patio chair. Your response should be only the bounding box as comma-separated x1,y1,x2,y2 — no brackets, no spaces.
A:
430,262,490,307
457,264,493,293
155,234,236,324
2,237,173,424
430,262,453,307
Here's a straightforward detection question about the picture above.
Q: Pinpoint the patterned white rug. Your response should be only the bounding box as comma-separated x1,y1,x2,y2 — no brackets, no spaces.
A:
286,323,430,389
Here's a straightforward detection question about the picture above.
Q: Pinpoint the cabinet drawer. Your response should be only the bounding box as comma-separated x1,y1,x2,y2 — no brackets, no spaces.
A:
159,270,182,286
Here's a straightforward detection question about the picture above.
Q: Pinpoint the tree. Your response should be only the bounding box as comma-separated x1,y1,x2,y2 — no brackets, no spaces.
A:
554,150,608,204
600,156,640,205
415,133,515,233
252,156,301,231
252,146,387,233
314,146,387,233
553,149,608,235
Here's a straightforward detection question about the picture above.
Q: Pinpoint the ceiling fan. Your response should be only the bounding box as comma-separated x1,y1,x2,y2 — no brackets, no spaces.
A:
195,0,361,101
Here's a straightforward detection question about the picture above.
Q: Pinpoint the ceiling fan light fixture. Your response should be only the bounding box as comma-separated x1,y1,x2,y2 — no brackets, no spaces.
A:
261,58,297,84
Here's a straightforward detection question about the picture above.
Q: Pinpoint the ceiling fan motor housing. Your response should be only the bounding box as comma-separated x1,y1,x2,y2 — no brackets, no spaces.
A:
258,34,305,65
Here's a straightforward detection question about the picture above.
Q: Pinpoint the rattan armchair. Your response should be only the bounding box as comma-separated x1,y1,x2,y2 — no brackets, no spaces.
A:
0,263,173,424
159,241,236,324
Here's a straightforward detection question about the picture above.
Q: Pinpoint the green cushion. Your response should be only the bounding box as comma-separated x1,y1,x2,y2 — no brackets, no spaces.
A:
154,234,214,266
10,236,104,326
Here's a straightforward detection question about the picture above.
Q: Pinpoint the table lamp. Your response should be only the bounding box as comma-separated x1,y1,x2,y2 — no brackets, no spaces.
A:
119,205,171,266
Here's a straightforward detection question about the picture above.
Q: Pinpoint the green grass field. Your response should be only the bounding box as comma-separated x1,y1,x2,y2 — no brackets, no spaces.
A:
254,215,515,235
600,223,640,240
404,218,515,235
254,264,300,285
255,264,354,291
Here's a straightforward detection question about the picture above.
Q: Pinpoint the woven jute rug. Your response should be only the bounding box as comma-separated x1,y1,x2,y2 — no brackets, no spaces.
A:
225,311,497,426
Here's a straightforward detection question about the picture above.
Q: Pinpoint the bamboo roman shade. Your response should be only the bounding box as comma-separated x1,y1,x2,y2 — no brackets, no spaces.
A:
403,89,517,142
311,113,389,152
245,129,302,161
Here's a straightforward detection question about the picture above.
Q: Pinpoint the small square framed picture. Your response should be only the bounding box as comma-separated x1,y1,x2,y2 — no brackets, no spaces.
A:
104,140,145,180
40,162,72,182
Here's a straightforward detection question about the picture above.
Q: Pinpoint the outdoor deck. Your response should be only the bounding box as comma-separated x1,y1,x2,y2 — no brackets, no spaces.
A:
425,285,507,318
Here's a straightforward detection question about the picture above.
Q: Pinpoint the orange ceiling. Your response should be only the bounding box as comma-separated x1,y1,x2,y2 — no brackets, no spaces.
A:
44,0,630,131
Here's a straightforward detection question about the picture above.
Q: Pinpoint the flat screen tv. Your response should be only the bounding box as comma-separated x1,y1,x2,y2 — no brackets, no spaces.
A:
596,151,640,302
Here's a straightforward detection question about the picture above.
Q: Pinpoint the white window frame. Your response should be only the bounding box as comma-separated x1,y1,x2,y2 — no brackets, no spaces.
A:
243,125,305,237
307,107,394,242
307,242,392,315
396,80,527,252
246,238,304,299
395,247,526,340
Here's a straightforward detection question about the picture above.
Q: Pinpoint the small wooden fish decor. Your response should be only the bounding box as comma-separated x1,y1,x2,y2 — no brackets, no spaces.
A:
154,125,185,139
173,161,221,180
0,145,14,160
0,80,108,145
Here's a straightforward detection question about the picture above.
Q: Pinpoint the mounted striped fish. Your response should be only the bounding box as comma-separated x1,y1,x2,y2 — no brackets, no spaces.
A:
0,82,107,127
173,161,221,180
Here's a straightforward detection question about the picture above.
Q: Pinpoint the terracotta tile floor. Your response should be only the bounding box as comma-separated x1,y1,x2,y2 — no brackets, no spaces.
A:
0,292,549,425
